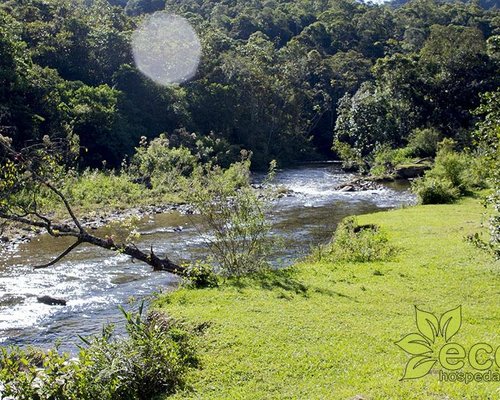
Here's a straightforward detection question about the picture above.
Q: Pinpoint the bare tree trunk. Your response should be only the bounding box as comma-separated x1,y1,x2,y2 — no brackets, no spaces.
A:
81,233,184,274
1,211,185,273
0,211,185,274
0,136,186,274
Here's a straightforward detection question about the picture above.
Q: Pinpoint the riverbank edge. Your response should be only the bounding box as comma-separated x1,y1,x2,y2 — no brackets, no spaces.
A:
0,202,196,253
0,170,384,253
152,195,499,400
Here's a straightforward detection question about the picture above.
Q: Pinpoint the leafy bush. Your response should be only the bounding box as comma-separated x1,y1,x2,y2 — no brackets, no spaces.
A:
488,191,500,259
67,169,144,207
411,176,461,205
183,261,219,288
461,151,492,190
332,139,366,172
325,218,397,263
425,148,469,193
411,139,487,204
473,90,500,258
370,145,413,177
185,159,277,277
128,135,198,193
407,128,442,157
0,346,79,400
0,306,197,400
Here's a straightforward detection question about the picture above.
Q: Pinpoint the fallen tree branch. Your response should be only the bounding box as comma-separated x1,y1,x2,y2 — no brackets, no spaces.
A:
34,239,83,269
40,179,84,233
0,137,186,275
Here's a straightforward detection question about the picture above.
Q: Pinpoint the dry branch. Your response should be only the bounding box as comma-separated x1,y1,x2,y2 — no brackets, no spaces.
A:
0,137,185,275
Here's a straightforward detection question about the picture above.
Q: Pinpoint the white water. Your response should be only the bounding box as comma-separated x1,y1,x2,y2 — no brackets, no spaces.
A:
0,164,415,351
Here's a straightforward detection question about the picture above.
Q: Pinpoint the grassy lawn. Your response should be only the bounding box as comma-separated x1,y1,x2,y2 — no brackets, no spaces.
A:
154,197,500,400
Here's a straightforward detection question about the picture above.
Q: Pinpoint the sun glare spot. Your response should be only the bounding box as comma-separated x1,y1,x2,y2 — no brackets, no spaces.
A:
131,12,202,86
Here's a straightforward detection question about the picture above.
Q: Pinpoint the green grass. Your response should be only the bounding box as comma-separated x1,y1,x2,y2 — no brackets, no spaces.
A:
154,197,500,400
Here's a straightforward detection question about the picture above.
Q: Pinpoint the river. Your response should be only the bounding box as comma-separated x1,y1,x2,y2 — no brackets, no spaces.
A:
0,164,415,352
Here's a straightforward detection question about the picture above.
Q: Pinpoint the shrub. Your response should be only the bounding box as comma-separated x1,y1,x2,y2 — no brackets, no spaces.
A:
332,139,366,172
411,139,488,204
488,191,500,259
411,176,461,204
67,169,144,207
325,218,397,263
183,261,219,288
425,148,469,193
473,90,500,258
0,306,197,400
370,145,413,177
0,346,80,400
461,151,492,190
407,128,442,157
128,135,198,193
185,159,277,277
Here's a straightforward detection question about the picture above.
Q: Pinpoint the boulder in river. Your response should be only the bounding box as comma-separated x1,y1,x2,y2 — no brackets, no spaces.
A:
336,178,384,192
37,296,67,306
339,185,356,192
394,161,432,179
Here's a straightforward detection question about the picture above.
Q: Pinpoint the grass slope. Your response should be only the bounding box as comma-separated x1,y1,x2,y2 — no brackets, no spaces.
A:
154,197,499,400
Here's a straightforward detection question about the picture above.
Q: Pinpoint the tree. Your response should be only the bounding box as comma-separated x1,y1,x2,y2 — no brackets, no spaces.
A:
0,135,185,274
125,0,166,16
62,83,127,167
418,24,498,137
473,90,500,258
334,81,414,158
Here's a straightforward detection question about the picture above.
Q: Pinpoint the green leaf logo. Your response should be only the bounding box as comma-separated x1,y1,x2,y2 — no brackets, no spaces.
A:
439,306,462,342
395,333,432,355
415,307,439,344
402,356,437,380
396,306,462,380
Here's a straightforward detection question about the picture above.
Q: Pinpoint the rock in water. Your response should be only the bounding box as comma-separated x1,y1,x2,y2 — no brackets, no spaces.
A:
37,296,67,306
394,164,431,179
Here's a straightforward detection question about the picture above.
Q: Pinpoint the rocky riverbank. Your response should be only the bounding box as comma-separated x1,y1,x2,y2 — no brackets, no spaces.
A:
0,203,196,255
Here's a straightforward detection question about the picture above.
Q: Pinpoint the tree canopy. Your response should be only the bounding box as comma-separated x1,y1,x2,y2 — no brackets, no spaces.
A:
0,0,498,169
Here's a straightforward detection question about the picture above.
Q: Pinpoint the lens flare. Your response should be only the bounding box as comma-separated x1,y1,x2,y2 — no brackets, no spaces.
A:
132,13,202,85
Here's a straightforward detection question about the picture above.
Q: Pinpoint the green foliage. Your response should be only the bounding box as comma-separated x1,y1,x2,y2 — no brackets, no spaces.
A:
407,128,442,158
411,176,461,205
183,261,219,289
473,90,500,258
67,169,144,207
64,83,125,167
333,10,498,164
425,145,470,193
334,82,409,158
2,0,498,169
128,134,198,193
460,151,492,190
130,135,196,177
411,139,492,205
332,139,365,172
370,145,413,177
324,217,397,263
185,159,277,277
0,306,197,400
0,135,71,216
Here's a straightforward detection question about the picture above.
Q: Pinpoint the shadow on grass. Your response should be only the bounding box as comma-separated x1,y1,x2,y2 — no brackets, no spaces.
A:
311,286,356,300
224,268,358,300
226,268,309,295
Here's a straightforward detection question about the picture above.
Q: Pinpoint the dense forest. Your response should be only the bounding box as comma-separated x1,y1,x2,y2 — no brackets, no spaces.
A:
0,1,499,399
0,0,498,170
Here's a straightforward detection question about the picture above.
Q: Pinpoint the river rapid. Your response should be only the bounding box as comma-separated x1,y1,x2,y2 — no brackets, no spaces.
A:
0,164,415,352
